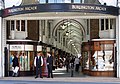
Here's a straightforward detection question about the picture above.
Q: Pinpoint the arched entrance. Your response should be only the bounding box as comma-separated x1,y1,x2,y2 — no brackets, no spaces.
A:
2,3,118,77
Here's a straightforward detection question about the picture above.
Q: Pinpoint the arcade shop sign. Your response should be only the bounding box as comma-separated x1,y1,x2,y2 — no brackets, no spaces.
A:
3,4,118,17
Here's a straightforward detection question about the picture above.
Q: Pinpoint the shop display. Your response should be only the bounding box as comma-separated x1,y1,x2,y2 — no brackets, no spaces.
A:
81,39,115,76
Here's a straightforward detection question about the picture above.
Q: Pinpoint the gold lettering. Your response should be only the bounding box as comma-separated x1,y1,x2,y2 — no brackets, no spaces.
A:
25,6,37,11
72,5,106,11
72,5,95,10
8,7,24,13
95,7,106,11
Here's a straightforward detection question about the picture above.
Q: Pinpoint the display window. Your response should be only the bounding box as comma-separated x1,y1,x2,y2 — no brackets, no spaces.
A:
92,43,114,71
9,45,34,71
82,40,115,71
82,52,89,69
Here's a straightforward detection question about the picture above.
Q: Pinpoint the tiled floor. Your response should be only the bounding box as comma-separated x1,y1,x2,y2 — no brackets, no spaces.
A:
53,67,85,77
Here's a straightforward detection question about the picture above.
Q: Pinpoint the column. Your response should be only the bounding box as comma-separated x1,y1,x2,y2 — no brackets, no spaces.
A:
116,14,120,78
39,20,42,41
45,20,48,43
0,16,4,77
117,0,120,78
0,0,5,77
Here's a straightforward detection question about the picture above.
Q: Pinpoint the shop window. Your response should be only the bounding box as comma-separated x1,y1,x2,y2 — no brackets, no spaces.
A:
81,40,115,77
9,51,34,71
82,51,89,69
91,43,114,71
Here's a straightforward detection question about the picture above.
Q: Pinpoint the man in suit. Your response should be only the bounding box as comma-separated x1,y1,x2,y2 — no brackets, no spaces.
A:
46,52,53,78
34,51,43,78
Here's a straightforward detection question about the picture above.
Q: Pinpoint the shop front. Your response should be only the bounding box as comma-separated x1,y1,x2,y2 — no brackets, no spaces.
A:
2,1,119,77
7,40,36,76
81,39,116,77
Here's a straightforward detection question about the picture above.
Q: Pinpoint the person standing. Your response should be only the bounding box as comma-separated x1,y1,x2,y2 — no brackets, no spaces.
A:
46,52,53,78
65,57,70,72
70,57,74,77
34,51,43,78
74,57,80,72
12,52,19,77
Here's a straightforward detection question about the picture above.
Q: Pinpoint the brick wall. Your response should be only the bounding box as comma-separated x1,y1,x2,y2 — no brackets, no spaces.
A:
90,19,99,40
27,20,39,41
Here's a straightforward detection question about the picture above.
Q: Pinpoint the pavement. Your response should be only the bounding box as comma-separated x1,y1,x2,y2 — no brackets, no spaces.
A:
0,67,120,84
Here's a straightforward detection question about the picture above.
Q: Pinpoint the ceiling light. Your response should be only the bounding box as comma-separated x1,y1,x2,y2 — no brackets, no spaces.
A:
66,31,69,36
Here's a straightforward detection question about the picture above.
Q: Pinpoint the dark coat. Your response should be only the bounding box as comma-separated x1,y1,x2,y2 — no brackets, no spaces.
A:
12,56,19,67
47,56,53,66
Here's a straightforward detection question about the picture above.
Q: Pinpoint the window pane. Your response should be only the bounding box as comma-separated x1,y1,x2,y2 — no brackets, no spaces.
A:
21,20,25,31
110,19,115,29
101,19,104,30
39,0,46,3
87,19,89,35
16,20,20,31
74,0,81,3
63,37,65,46
41,20,45,35
11,20,14,30
105,19,109,30
49,0,54,3
48,21,51,38
59,32,60,43
64,0,71,3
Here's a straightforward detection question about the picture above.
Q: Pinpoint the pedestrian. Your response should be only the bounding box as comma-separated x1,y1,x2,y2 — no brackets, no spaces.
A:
70,57,74,77
12,52,19,77
74,57,80,72
65,57,70,72
34,51,43,78
46,52,53,78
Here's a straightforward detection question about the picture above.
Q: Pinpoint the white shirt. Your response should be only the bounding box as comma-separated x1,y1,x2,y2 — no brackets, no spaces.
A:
74,58,80,64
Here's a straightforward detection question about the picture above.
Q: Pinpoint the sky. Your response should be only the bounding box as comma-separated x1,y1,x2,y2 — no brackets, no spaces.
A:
4,0,22,8
4,0,117,8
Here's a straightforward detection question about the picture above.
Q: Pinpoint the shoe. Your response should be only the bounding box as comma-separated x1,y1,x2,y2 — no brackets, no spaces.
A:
35,76,38,79
12,72,15,77
47,77,50,78
40,77,43,78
